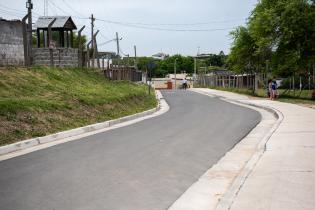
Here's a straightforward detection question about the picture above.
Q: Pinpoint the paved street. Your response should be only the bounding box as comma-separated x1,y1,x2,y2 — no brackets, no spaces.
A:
0,90,261,210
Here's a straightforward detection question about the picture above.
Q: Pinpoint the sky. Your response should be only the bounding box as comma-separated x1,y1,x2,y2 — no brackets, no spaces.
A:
0,0,258,57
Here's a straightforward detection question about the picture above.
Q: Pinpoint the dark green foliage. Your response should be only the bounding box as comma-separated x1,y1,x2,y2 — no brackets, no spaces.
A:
227,0,315,77
136,53,226,77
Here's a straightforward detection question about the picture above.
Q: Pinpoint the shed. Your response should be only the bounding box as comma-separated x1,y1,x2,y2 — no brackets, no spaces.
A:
34,16,77,48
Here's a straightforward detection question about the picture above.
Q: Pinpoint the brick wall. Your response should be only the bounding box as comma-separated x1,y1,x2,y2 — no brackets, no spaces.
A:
0,19,24,66
33,48,78,67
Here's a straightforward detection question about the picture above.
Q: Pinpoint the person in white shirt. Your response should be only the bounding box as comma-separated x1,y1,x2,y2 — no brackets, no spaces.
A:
182,78,188,90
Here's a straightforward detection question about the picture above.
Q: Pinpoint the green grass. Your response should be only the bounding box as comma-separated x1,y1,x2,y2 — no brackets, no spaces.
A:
198,85,315,105
0,66,156,146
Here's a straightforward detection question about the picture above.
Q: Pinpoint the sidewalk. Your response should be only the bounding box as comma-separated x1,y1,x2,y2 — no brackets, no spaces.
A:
195,88,315,210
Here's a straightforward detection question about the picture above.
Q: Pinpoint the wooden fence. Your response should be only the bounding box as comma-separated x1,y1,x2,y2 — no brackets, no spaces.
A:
103,65,142,82
197,74,259,89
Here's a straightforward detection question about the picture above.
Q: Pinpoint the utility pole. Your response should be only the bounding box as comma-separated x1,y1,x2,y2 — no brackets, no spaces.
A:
26,0,33,66
116,32,120,57
90,14,95,67
174,58,178,89
134,45,137,69
44,0,48,16
194,57,197,86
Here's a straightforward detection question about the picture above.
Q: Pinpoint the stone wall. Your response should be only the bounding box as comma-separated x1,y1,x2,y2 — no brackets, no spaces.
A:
0,19,24,66
33,48,78,67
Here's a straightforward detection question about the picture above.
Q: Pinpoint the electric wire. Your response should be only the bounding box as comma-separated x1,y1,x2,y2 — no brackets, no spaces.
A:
47,0,71,16
0,8,39,19
95,18,235,32
0,3,40,16
100,18,246,26
61,0,86,17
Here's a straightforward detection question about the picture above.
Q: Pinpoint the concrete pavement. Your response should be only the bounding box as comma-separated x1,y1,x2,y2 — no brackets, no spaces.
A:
0,90,261,210
192,88,315,210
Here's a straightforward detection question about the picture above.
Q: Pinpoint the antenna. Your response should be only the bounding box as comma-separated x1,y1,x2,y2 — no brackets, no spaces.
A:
44,0,48,16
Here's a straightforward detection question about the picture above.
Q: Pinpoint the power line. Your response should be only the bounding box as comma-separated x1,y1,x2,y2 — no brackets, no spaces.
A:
0,10,22,19
47,2,59,15
77,17,244,26
61,0,85,17
0,8,39,19
48,0,70,15
94,17,245,26
95,18,235,32
0,7,25,17
98,38,117,47
119,46,129,57
0,3,40,16
95,27,109,40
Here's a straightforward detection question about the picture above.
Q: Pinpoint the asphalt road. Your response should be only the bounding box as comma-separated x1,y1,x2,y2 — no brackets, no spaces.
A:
0,90,261,210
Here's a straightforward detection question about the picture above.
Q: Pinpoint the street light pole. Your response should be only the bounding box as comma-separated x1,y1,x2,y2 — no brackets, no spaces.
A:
174,58,178,89
26,0,33,65
194,57,197,87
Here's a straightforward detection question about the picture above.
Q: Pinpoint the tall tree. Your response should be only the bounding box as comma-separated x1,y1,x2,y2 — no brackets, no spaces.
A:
227,0,315,77
226,26,258,73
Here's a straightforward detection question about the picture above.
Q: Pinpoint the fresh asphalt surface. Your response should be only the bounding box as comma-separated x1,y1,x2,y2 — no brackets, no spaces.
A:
0,90,261,210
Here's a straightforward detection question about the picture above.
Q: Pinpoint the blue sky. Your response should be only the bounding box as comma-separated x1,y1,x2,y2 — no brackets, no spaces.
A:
0,0,258,56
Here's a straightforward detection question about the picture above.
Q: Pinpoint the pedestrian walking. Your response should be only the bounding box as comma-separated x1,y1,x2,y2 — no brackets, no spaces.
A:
268,79,274,100
272,77,278,99
182,78,188,90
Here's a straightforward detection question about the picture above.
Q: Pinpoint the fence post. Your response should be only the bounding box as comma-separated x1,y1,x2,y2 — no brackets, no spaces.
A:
254,73,259,94
78,26,85,68
86,40,92,68
48,18,56,67
22,14,29,66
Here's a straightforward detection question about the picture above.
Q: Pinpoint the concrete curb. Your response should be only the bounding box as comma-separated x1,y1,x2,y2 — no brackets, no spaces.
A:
169,89,284,210
214,99,284,210
195,89,285,210
0,90,167,158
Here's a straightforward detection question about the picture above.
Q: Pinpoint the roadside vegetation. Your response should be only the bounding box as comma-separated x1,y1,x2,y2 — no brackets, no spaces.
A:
199,85,315,107
198,0,315,108
227,0,315,77
0,66,156,146
118,52,227,78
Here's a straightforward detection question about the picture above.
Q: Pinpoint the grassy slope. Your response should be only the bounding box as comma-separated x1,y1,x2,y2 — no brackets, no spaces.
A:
0,66,156,146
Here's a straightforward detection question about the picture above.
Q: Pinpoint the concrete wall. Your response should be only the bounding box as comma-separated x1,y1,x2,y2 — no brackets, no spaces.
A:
0,19,24,66
33,48,78,67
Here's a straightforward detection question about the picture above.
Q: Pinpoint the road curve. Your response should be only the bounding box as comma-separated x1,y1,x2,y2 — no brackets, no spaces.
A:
0,90,261,210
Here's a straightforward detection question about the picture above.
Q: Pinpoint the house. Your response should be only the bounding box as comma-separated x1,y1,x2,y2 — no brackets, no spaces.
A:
152,52,169,60
0,18,24,66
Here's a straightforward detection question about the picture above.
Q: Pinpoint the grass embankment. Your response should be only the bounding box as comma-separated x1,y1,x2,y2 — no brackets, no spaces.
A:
200,86,315,106
0,67,156,146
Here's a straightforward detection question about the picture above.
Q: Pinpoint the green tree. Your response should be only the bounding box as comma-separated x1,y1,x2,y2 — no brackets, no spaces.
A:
227,0,315,77
227,26,258,73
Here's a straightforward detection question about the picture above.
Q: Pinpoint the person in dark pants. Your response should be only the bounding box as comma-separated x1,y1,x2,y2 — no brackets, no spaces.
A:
272,77,278,99
182,78,188,90
268,79,273,100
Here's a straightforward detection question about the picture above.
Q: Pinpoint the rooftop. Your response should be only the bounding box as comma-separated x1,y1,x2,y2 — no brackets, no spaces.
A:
34,16,77,30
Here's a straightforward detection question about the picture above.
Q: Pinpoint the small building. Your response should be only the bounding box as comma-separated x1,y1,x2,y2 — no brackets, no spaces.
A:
34,16,77,48
152,52,169,60
32,16,79,67
0,18,24,66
